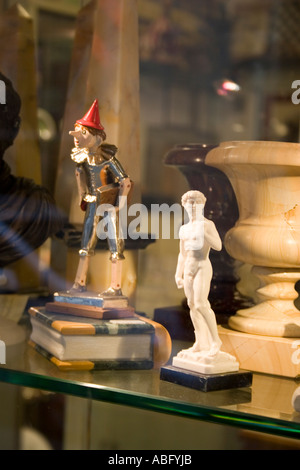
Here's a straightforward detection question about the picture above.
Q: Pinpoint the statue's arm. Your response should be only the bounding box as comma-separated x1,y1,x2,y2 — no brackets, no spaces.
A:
204,219,222,251
107,157,132,210
175,236,186,288
75,164,88,210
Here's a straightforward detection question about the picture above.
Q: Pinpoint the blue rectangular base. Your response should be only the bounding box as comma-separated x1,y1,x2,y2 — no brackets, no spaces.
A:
54,291,128,308
160,365,252,392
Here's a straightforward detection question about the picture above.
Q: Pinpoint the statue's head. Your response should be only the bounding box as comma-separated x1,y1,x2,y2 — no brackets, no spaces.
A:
182,190,206,222
181,190,206,207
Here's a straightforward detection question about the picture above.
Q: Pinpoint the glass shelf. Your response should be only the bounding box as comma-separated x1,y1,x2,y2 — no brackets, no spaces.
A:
1,328,300,441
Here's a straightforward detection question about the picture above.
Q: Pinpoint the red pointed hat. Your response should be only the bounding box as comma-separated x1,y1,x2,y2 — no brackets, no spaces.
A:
76,99,104,131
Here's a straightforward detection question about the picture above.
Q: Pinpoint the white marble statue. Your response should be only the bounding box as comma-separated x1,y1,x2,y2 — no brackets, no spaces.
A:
173,190,239,375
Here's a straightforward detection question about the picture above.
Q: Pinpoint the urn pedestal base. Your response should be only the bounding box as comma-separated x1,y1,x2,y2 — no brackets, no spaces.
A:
218,325,300,378
228,266,300,337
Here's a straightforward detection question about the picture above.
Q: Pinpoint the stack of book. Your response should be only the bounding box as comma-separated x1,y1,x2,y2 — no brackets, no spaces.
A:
28,304,171,371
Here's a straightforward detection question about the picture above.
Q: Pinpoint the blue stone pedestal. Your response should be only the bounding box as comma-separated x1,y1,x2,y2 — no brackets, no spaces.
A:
160,365,252,392
45,291,134,319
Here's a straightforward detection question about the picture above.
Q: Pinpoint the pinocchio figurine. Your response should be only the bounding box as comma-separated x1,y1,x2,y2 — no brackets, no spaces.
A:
69,99,132,297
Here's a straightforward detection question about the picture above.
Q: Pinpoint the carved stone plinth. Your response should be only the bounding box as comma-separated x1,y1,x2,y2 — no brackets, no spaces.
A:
55,0,141,221
51,0,141,299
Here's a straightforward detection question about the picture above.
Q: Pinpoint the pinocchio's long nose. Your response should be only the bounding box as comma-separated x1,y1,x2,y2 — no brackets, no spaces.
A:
69,130,80,137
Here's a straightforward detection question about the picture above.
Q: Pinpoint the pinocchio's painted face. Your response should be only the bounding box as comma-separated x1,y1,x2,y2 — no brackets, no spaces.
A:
69,124,102,150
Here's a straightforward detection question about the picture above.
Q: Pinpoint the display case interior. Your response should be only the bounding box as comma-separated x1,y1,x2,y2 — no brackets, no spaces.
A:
1,0,300,451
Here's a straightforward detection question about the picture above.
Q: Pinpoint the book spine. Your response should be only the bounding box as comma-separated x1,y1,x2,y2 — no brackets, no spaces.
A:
29,341,153,371
29,307,155,336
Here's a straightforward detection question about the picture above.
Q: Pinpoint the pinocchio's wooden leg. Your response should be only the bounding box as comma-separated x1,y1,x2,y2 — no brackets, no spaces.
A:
73,255,89,291
110,259,123,294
